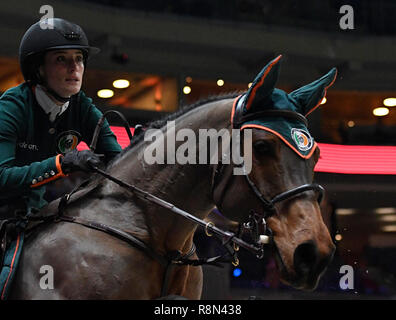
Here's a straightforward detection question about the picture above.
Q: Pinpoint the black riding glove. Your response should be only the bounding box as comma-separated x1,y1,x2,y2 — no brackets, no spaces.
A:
60,149,102,174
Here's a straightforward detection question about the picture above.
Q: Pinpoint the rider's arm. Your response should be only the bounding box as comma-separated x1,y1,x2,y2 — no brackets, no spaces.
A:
0,94,66,191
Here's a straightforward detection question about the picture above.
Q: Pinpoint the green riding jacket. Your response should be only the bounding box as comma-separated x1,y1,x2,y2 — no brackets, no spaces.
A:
0,83,122,212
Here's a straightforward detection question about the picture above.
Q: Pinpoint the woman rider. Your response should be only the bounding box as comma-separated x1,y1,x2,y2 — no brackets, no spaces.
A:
0,18,122,219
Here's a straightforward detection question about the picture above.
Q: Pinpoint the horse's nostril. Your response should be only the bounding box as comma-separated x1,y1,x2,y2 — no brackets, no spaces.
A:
293,240,318,275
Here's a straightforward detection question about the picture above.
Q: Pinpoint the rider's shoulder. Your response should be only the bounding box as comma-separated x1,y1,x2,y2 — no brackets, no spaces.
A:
75,90,101,117
77,90,93,107
0,82,32,112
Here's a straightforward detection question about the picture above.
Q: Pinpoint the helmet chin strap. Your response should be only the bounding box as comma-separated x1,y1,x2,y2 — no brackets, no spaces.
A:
44,85,71,103
36,69,71,103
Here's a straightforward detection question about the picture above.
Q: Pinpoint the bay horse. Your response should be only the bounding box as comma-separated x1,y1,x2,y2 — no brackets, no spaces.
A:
11,55,336,299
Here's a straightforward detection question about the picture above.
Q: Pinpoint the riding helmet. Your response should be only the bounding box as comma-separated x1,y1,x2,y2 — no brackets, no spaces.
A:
19,18,100,83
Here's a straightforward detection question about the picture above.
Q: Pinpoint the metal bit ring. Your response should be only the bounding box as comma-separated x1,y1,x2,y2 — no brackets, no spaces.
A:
205,221,214,237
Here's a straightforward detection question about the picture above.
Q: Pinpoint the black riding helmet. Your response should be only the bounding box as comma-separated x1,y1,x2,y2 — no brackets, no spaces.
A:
19,18,99,99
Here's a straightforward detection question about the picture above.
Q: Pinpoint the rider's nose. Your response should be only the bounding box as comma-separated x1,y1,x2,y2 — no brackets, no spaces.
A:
67,59,81,72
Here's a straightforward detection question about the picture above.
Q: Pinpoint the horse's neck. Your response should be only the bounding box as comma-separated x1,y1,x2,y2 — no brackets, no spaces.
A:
96,98,234,252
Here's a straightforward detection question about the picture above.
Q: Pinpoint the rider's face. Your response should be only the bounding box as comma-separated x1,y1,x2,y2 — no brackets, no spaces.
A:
41,49,84,99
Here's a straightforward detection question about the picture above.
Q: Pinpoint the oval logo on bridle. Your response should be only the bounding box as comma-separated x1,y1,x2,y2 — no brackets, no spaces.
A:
56,130,82,154
291,128,313,151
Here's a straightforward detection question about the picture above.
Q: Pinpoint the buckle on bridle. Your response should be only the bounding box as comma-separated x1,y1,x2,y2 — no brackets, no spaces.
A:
243,211,265,243
241,210,271,258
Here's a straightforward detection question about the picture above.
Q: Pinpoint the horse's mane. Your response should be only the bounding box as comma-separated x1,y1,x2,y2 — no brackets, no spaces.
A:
107,91,242,168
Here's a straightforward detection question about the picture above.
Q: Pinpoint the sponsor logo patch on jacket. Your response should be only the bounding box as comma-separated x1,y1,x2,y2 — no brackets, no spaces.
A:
17,142,39,151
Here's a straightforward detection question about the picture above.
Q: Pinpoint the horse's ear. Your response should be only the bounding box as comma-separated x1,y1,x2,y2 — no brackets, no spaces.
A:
289,68,337,116
244,55,282,111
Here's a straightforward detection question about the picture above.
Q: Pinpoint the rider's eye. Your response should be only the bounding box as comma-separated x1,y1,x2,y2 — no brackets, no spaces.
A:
56,56,66,62
253,140,271,156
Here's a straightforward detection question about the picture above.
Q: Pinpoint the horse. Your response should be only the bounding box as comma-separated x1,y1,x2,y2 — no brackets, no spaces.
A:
10,55,336,299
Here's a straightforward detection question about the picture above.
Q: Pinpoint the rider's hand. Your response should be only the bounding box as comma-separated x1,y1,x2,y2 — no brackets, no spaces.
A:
60,149,102,174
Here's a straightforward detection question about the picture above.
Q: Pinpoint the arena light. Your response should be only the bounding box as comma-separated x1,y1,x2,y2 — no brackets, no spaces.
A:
381,225,396,232
374,208,396,215
113,79,130,89
97,89,114,98
379,215,396,222
335,234,342,241
233,268,242,277
347,120,355,127
373,107,389,117
217,79,224,87
336,208,356,216
383,98,396,107
183,86,191,94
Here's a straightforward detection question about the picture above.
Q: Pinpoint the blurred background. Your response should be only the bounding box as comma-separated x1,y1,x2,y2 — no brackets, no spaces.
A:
1,0,396,299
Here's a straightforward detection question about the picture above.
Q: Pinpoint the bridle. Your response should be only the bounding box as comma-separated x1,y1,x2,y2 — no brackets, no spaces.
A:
211,159,324,259
212,94,326,257
240,166,324,255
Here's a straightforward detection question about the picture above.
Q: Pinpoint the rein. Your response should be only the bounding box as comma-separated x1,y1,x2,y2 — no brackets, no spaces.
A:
54,168,243,297
57,213,203,297
91,166,265,258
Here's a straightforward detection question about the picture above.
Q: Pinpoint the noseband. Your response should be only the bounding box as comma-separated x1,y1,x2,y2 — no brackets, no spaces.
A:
244,166,324,217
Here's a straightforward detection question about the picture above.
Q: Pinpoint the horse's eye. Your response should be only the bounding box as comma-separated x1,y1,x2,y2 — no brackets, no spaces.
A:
253,140,271,156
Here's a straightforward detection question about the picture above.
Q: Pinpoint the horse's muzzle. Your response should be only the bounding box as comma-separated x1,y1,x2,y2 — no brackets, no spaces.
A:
293,240,335,290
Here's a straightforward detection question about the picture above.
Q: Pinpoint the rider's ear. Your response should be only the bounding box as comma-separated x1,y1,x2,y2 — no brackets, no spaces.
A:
243,55,282,112
288,68,337,117
39,66,45,78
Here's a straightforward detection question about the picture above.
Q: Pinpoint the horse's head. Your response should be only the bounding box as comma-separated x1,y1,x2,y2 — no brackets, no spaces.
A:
213,55,336,290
